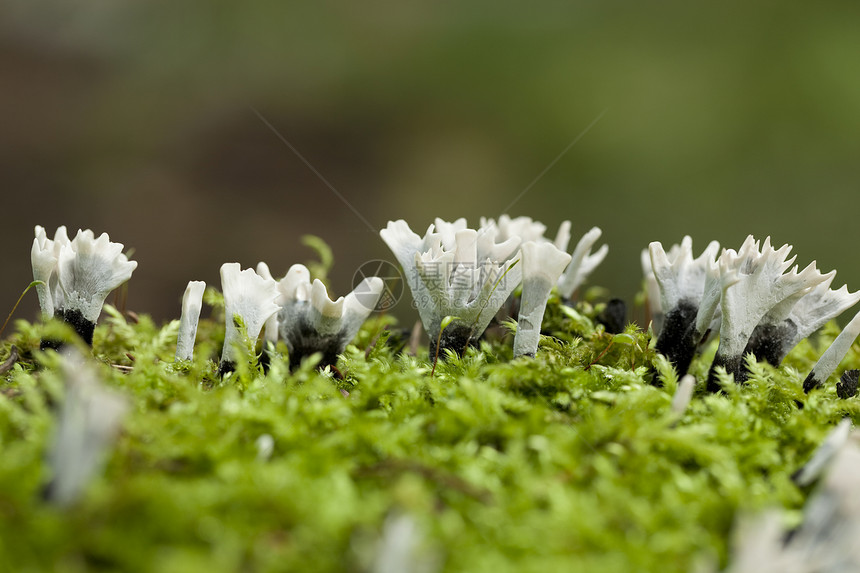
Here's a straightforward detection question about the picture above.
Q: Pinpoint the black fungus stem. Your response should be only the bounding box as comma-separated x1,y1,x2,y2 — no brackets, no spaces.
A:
428,322,473,364
803,372,822,394
218,360,236,377
62,309,95,347
653,301,698,378
706,353,747,393
837,370,859,399
743,320,797,367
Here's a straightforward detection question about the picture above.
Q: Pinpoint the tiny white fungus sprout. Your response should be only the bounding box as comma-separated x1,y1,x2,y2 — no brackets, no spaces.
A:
416,229,522,356
255,434,275,461
31,227,138,346
371,512,438,573
670,374,697,416
513,241,571,358
175,280,206,362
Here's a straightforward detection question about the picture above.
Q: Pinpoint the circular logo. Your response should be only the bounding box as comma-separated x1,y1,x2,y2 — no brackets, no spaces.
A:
351,259,404,311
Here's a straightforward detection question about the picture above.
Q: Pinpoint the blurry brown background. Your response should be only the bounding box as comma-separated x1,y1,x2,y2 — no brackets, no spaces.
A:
3,2,860,324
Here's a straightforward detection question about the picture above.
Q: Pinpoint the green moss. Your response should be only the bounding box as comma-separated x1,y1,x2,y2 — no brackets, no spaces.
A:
0,295,856,572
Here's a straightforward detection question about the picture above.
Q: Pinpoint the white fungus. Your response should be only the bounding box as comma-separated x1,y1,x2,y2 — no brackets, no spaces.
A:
175,280,206,362
513,241,571,358
276,263,384,369
219,263,281,372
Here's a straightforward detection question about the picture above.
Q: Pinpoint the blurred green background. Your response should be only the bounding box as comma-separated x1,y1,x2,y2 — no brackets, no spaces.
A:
3,1,859,324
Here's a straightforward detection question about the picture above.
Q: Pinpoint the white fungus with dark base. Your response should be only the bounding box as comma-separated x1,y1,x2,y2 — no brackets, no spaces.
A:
381,220,522,357
747,275,860,367
276,263,383,370
649,236,722,377
34,228,139,347
707,236,829,391
742,269,842,367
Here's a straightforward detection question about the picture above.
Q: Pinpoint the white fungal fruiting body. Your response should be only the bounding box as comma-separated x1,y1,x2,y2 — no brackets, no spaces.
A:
416,229,522,355
175,281,206,362
219,263,281,367
31,225,71,319
379,220,441,334
31,226,137,334
513,241,571,357
480,215,571,251
804,310,860,392
710,236,830,385
255,262,282,346
694,253,726,340
557,226,608,300
744,269,851,366
57,229,138,323
640,248,663,332
647,237,723,376
276,263,383,369
649,237,720,313
46,350,128,507
381,219,523,355
787,278,860,351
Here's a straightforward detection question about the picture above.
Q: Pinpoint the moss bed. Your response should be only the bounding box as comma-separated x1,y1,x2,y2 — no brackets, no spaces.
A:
1,289,857,573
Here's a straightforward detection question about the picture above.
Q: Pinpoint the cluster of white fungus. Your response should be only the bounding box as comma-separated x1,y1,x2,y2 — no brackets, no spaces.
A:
645,234,860,392
29,225,385,374
217,262,383,373
380,216,607,358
